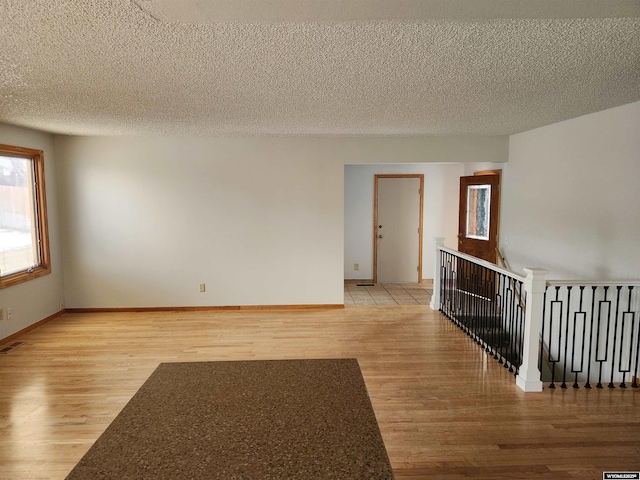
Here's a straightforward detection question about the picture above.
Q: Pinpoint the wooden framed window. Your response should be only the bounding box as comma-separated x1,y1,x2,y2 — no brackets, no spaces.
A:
0,144,50,288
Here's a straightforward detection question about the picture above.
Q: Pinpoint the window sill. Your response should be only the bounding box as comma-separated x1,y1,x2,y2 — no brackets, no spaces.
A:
0,265,51,289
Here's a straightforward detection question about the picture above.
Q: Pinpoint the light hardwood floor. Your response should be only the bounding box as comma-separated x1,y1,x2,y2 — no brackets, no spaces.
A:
0,306,638,479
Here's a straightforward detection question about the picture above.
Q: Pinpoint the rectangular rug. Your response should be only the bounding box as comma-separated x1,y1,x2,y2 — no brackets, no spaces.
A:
66,358,394,479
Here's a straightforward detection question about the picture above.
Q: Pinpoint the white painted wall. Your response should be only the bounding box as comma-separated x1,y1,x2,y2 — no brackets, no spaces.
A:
0,123,64,338
55,136,345,307
54,135,506,308
344,163,465,281
502,101,640,280
463,162,505,176
0,130,506,322
324,136,508,165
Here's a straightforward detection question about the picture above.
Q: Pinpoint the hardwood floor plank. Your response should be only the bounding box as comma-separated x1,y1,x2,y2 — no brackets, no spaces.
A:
0,306,638,479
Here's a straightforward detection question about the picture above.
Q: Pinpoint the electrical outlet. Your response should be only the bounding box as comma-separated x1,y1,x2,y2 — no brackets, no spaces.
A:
354,264,359,271
199,283,206,293
7,307,13,320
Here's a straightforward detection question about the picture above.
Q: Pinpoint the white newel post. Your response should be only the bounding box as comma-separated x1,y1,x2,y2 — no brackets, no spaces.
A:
429,237,445,310
516,267,547,392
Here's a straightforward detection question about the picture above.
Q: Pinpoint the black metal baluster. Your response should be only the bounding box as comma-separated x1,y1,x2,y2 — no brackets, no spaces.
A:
476,264,483,347
446,253,452,319
631,287,640,389
439,250,445,312
548,286,562,389
441,254,447,316
491,273,500,359
497,274,507,365
493,274,502,356
485,268,492,349
491,276,508,364
454,255,460,321
440,252,444,313
477,266,484,346
510,276,517,371
608,286,622,389
468,262,474,337
460,259,468,330
450,254,456,319
440,252,445,313
561,286,572,388
571,286,586,389
596,286,611,389
503,275,512,365
465,265,480,337
507,281,516,372
584,286,597,388
461,260,470,331
517,285,527,374
458,258,464,326
540,287,548,376
470,262,478,339
447,251,452,315
450,254,457,322
499,274,508,359
512,278,519,373
617,286,635,388
459,258,466,329
502,278,510,368
451,254,456,319
446,253,453,317
451,256,458,324
492,271,500,356
484,267,491,349
477,265,486,347
512,281,521,375
449,251,458,322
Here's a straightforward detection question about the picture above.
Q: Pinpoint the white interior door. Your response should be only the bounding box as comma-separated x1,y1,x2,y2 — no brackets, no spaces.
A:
376,177,421,283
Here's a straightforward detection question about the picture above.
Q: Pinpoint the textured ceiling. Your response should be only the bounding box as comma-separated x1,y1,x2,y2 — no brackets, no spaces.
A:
0,0,639,136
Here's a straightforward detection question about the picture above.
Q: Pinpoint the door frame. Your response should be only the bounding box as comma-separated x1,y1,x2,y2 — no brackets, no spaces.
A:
373,174,425,284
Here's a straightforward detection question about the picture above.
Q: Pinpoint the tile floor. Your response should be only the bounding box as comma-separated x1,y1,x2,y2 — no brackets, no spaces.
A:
344,280,433,306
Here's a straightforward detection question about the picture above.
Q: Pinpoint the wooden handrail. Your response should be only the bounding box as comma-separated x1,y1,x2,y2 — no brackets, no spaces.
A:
496,247,525,310
495,247,509,270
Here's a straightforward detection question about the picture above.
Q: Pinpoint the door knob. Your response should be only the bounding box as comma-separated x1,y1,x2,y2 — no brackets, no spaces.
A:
378,234,384,238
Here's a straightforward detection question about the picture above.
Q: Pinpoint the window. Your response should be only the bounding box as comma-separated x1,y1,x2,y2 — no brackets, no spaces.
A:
0,144,50,288
466,184,491,240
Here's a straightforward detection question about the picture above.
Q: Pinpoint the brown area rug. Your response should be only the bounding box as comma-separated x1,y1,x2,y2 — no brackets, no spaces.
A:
66,359,394,479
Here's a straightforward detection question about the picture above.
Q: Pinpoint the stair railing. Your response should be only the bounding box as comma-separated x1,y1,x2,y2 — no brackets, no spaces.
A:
496,248,525,311
497,248,558,384
541,281,640,389
432,239,547,391
432,239,639,392
431,240,546,391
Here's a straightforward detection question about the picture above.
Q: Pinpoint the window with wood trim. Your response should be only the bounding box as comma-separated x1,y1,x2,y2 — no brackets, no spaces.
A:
0,144,50,288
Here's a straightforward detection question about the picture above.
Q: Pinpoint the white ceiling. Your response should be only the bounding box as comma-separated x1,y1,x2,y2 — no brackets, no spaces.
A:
0,0,639,136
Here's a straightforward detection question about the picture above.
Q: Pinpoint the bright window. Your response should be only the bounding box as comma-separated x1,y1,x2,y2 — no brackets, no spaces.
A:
466,184,491,240
0,144,50,288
